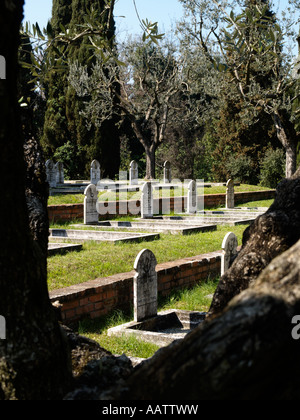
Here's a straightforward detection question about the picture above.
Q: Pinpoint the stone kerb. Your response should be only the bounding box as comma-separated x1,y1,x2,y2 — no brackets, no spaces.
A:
84,184,99,224
163,161,172,184
226,179,235,209
134,249,158,322
221,232,238,276
129,160,139,186
90,159,101,185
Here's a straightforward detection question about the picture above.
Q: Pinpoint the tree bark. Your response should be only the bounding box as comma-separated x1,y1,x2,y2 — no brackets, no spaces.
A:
208,166,300,317
0,1,72,400
145,145,156,180
272,111,298,178
285,143,297,179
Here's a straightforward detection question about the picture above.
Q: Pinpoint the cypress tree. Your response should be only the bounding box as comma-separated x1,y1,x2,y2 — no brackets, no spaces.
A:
42,0,120,179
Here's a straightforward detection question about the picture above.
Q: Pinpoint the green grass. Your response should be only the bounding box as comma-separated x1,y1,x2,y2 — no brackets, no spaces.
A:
158,277,219,312
48,194,84,205
47,184,272,206
78,311,160,359
78,278,218,359
239,199,274,208
47,225,246,291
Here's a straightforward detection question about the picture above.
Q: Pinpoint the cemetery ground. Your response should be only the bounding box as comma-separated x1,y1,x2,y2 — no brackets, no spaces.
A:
48,227,229,359
47,186,274,360
77,278,219,360
47,224,246,290
48,183,270,206
49,227,224,358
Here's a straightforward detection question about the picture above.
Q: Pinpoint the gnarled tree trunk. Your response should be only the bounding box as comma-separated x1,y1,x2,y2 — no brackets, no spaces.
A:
272,111,298,178
145,144,156,180
0,0,72,400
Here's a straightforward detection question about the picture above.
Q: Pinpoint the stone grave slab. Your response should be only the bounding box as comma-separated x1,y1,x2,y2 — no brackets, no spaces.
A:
84,184,99,224
221,232,238,276
141,182,153,219
187,180,197,214
153,207,266,225
226,179,235,209
130,160,139,186
152,215,257,226
90,159,101,185
107,248,206,347
163,161,172,184
108,309,206,347
73,220,217,235
49,229,160,245
134,249,158,322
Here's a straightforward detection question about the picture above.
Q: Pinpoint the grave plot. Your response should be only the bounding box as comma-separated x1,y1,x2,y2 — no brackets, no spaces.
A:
108,249,206,347
152,216,256,226
153,208,265,226
49,228,160,245
47,243,83,256
74,220,217,235
108,309,207,347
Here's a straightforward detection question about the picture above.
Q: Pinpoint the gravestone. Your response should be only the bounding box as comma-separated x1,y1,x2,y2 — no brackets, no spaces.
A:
0,316,6,340
0,55,6,80
134,249,158,322
221,232,238,276
163,161,172,184
45,159,57,188
55,161,64,184
84,184,99,224
187,180,197,214
90,159,101,185
226,179,235,209
130,160,139,185
141,182,153,219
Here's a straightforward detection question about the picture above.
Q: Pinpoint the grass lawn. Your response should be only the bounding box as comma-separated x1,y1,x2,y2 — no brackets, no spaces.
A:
47,225,246,291
239,199,274,208
47,186,273,358
48,184,272,206
78,277,219,359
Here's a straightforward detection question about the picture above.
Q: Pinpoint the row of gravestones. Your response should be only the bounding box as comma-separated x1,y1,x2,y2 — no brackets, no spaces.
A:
84,179,199,223
46,158,100,188
129,160,172,186
47,155,235,214
91,159,171,186
133,232,238,322
141,180,198,218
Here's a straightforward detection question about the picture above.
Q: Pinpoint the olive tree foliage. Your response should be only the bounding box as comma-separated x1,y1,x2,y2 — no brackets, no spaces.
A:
20,0,162,92
69,40,185,179
178,0,300,178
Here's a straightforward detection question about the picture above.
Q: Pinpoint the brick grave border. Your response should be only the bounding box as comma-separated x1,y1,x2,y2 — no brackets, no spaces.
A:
48,190,275,223
50,251,222,325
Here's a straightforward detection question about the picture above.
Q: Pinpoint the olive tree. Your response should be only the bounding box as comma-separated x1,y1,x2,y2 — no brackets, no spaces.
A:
178,0,300,177
69,39,185,179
